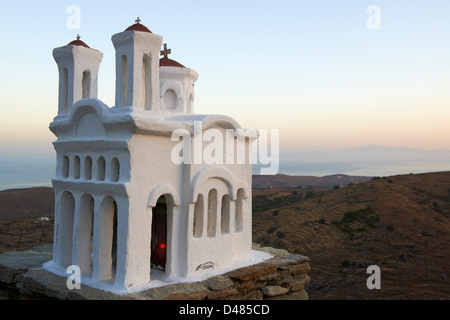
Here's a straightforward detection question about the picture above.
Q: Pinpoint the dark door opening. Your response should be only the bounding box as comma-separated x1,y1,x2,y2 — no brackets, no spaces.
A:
111,201,118,277
151,198,167,271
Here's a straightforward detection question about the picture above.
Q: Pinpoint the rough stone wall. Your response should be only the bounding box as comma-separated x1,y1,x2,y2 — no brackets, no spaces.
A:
150,246,311,300
0,244,311,300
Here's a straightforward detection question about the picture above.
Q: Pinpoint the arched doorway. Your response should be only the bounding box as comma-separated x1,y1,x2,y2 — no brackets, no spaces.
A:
78,193,94,275
97,196,118,281
56,191,75,268
151,196,167,271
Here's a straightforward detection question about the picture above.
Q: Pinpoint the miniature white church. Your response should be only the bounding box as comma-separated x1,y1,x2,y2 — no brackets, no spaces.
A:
46,19,259,292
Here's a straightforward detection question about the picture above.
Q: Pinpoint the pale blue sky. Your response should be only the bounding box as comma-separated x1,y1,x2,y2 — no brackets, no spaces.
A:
0,0,449,161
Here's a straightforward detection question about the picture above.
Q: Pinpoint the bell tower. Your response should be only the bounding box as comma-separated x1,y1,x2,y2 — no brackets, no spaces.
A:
159,43,199,114
53,35,103,116
112,18,163,111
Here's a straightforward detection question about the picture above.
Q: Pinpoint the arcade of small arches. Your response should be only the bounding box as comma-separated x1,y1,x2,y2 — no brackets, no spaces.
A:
192,188,246,239
54,185,248,283
55,191,121,282
60,155,121,182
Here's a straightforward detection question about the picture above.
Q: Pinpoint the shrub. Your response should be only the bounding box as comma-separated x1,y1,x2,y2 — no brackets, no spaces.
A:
305,191,315,199
267,226,277,234
341,260,351,267
276,231,285,239
333,205,380,235
367,215,380,228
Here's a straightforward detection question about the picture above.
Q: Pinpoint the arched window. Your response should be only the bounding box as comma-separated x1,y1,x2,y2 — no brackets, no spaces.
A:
221,194,230,234
121,55,128,107
142,54,152,110
63,68,69,113
84,156,92,180
187,92,194,113
97,156,106,181
109,158,120,182
163,89,177,110
207,189,217,238
235,189,245,232
62,156,69,178
82,70,91,99
193,194,204,238
73,156,80,179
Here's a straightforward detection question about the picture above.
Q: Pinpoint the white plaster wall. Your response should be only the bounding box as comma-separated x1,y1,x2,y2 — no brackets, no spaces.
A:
51,101,136,289
53,45,103,115
124,133,186,286
184,127,253,277
159,67,198,115
112,31,163,111
187,178,234,275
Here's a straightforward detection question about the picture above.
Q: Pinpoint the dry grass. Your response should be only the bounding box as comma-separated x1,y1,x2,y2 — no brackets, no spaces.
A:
253,172,450,299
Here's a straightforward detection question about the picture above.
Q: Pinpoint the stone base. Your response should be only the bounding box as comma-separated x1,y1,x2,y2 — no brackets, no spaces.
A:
0,244,310,300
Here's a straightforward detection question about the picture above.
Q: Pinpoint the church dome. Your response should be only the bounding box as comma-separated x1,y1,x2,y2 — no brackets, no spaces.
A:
125,18,152,33
160,57,185,68
68,36,90,48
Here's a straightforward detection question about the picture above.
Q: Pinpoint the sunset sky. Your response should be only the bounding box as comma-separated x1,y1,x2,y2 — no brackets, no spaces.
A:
0,0,449,161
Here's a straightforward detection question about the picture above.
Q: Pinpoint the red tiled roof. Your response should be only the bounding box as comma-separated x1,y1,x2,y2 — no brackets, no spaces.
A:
160,57,185,68
125,23,152,33
67,39,90,48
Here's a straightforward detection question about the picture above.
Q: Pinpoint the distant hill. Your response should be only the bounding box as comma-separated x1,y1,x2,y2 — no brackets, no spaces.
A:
282,145,450,163
0,187,54,220
253,174,373,189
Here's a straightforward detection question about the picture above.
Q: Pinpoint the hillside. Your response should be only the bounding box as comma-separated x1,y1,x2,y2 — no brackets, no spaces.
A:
0,172,449,299
253,171,450,299
0,187,54,253
0,187,54,220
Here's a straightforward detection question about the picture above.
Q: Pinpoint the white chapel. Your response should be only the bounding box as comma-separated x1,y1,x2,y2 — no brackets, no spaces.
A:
45,19,259,292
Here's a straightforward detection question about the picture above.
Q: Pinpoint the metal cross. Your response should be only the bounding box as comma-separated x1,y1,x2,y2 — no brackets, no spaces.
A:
135,17,141,24
160,43,171,58
76,34,81,41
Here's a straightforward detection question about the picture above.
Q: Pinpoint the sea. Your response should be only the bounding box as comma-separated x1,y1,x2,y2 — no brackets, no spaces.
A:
1,158,450,191
0,159,54,191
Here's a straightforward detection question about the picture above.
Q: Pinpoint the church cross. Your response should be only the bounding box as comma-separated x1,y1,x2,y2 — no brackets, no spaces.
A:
76,34,81,41
160,43,171,59
135,17,141,24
